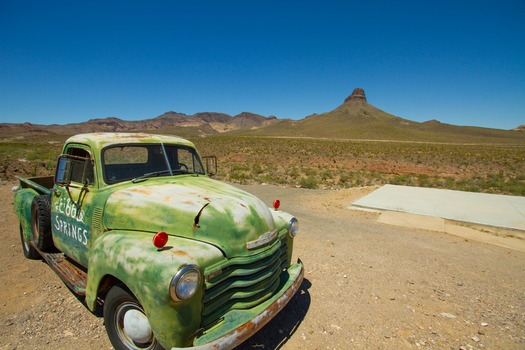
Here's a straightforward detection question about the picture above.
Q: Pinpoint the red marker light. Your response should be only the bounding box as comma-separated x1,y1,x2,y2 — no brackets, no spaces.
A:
273,199,280,210
153,231,168,248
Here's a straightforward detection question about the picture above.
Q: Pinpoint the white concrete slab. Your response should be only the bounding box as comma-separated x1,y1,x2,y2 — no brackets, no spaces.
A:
351,184,525,231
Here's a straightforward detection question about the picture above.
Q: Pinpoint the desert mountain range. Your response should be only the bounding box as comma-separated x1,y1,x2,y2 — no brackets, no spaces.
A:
1,89,523,142
0,110,278,136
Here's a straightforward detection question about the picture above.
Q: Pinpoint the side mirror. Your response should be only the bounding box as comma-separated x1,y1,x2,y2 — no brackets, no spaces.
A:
55,154,94,186
55,155,72,185
202,156,217,177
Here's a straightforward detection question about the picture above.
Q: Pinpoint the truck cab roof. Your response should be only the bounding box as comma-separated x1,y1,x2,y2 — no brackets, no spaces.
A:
64,132,196,150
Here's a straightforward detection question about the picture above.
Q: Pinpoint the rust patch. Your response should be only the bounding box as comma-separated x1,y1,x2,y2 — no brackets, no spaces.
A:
114,133,151,139
129,187,153,195
232,319,258,340
34,243,88,296
170,250,191,258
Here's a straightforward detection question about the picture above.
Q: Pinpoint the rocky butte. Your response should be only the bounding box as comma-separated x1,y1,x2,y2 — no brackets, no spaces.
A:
344,88,367,104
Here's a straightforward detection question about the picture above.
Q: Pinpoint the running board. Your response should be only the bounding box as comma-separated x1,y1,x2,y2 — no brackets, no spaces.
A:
31,242,87,296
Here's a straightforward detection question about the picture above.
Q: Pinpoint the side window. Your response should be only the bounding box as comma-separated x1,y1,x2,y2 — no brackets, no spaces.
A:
67,148,94,185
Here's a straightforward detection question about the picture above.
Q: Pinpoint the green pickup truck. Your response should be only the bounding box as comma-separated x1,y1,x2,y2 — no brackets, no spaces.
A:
12,133,304,350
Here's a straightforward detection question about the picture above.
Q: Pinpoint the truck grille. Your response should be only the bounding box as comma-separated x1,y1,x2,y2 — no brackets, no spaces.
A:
202,237,288,328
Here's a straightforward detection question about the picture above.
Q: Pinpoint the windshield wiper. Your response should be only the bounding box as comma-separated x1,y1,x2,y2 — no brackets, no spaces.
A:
132,170,171,183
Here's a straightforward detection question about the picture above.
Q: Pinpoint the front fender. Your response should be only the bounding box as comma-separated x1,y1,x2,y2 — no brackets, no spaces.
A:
85,231,225,347
270,209,294,231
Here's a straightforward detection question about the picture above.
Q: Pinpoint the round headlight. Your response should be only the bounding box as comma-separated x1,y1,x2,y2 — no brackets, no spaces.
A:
288,217,299,237
169,265,200,301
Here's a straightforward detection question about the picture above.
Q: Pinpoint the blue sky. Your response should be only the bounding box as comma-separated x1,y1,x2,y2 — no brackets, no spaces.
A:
1,0,524,130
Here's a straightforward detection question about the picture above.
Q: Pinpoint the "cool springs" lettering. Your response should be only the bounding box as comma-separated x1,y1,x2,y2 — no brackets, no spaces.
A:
54,216,88,246
53,197,88,246
55,197,85,223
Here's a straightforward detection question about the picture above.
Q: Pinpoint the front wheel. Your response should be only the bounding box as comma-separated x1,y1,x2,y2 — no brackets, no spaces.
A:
104,285,164,350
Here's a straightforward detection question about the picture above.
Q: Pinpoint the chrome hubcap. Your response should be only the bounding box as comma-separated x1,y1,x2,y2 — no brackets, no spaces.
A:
115,302,156,349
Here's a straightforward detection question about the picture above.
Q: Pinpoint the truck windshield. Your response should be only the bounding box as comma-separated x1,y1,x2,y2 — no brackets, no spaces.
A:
103,144,205,184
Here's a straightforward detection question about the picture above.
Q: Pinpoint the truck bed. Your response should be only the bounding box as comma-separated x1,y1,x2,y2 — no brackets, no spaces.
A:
16,176,54,195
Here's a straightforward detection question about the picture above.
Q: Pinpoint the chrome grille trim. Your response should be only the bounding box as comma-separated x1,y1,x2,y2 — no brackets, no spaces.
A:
202,238,288,327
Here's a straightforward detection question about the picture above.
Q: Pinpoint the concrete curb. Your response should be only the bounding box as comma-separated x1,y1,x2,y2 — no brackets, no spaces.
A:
350,185,525,252
351,184,525,231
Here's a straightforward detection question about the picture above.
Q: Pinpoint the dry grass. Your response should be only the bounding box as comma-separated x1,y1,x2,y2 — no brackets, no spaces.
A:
193,137,525,195
2,135,524,196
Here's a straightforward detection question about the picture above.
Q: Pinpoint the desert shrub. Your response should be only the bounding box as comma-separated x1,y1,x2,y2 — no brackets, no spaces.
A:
417,174,430,187
445,177,456,188
391,174,415,186
321,169,334,181
287,167,300,179
300,175,318,189
302,167,318,177
339,173,351,184
229,169,249,183
252,163,264,175
231,163,250,171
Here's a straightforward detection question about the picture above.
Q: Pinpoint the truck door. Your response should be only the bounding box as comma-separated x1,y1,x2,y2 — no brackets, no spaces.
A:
51,146,95,267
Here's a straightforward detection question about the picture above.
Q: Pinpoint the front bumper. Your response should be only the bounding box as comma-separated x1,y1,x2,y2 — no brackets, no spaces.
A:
171,259,304,350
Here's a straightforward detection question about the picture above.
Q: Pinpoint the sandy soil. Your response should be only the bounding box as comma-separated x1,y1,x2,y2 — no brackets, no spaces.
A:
1,182,524,350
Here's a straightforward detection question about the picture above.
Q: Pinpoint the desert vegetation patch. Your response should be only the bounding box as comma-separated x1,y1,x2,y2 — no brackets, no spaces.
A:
2,135,524,196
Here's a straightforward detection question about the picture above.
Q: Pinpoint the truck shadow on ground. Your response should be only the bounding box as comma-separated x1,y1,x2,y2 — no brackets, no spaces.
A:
235,278,312,350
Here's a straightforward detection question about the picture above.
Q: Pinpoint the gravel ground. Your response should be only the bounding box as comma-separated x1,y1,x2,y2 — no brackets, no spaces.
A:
1,181,524,350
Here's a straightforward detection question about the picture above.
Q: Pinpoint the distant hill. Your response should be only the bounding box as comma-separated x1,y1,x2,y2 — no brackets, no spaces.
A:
0,111,278,138
241,88,525,144
1,89,523,143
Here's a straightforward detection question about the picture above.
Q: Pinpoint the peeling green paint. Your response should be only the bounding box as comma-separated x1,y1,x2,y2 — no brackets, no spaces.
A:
86,231,225,346
104,176,278,257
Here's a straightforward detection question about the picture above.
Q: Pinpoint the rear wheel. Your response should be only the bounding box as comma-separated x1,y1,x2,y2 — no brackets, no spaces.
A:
20,224,40,259
31,195,53,251
104,285,164,350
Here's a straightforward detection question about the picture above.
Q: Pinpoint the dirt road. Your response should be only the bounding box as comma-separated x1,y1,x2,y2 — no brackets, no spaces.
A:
1,182,524,349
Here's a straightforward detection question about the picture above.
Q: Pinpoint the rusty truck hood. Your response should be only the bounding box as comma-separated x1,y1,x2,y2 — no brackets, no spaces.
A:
103,176,277,257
